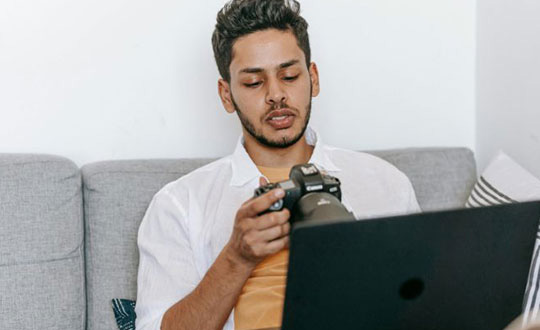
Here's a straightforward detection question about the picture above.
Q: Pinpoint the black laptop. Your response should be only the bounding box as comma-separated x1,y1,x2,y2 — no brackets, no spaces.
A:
281,201,540,330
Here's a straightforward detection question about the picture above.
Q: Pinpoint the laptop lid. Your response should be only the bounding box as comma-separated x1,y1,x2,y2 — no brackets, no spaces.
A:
282,201,540,330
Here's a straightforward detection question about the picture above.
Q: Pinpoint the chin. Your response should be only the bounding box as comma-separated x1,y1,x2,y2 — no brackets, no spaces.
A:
266,127,296,139
271,131,303,147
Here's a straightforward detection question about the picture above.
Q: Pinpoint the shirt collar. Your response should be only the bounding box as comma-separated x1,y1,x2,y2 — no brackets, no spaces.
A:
230,126,341,187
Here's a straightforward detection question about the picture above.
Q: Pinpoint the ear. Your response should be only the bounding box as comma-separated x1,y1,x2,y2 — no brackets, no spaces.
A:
308,62,320,97
218,79,236,114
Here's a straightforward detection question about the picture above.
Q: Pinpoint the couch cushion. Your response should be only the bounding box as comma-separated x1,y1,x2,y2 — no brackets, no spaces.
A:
371,147,477,212
81,147,476,330
82,159,213,330
0,154,84,330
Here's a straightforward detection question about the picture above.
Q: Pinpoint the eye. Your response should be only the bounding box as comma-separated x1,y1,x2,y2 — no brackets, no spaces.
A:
283,75,299,82
244,81,262,88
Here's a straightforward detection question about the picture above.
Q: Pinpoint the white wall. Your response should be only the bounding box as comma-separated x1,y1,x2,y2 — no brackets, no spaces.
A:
477,0,540,177
0,0,476,166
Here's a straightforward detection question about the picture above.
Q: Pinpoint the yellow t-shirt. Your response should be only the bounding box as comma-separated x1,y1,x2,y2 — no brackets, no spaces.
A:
234,166,291,330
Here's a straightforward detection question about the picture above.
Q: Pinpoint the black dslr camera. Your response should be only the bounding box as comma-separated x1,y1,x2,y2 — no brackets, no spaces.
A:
254,164,355,225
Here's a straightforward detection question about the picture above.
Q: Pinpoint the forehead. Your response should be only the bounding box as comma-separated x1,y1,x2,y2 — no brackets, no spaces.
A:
230,29,306,75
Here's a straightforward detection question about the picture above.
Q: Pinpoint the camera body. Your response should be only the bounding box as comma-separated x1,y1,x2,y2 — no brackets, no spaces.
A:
254,163,352,225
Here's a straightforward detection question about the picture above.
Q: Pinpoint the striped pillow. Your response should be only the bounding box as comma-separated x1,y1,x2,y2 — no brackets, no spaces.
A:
466,151,540,324
466,151,540,208
466,176,517,207
111,298,136,330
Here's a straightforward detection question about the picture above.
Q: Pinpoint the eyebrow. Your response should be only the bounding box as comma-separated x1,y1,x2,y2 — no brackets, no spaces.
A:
279,59,300,69
239,59,300,74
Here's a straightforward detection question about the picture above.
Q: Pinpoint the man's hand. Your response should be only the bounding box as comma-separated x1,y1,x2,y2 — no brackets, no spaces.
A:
225,177,291,268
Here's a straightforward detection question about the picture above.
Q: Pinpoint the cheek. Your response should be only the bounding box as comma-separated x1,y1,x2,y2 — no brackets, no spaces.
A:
233,89,267,115
291,79,312,108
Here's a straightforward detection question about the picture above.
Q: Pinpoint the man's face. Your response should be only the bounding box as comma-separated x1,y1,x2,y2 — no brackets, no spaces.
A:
219,29,319,148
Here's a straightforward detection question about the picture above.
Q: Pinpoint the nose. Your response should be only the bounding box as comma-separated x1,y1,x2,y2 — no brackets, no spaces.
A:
265,77,287,107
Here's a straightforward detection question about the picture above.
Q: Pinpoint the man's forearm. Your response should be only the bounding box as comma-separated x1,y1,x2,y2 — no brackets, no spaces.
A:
161,244,254,330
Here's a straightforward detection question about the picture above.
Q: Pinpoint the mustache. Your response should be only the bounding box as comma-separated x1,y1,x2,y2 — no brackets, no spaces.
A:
268,101,294,112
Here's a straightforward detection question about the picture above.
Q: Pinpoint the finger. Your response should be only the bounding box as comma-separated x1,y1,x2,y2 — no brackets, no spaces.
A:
239,177,270,207
253,209,290,230
259,176,269,187
243,188,285,217
263,235,290,255
257,221,291,242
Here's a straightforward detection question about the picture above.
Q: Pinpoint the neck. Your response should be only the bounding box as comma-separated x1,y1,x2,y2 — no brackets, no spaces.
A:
242,130,314,168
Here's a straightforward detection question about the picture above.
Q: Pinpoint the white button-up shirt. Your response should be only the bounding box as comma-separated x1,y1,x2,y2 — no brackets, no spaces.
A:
135,127,421,330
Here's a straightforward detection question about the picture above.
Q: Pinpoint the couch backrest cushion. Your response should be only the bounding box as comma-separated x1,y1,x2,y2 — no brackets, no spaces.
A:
370,147,477,212
82,159,212,330
0,154,85,330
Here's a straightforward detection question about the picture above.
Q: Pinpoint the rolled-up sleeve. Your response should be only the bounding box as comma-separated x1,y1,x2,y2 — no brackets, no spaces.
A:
405,178,422,214
135,189,200,330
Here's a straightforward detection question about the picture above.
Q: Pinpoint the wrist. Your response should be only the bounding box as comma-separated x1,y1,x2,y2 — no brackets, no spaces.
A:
223,243,256,274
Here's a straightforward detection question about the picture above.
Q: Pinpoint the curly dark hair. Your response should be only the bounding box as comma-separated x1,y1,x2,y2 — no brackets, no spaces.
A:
212,0,310,82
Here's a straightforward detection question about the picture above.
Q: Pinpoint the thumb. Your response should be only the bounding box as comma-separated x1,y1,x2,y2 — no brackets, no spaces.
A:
259,176,269,187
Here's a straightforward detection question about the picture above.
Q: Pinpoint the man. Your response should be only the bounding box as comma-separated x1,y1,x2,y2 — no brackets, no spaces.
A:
135,0,420,329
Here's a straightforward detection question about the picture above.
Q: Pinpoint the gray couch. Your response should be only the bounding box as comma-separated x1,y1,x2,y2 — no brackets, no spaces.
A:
0,147,477,330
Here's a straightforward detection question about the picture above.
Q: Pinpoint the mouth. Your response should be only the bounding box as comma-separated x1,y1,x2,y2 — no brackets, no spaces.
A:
265,109,296,130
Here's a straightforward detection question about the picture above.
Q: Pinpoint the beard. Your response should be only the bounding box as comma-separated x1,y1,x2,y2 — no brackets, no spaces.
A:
231,87,312,149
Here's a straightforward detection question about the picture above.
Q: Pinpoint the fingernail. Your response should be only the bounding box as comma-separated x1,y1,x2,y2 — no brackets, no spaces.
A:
275,189,285,198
